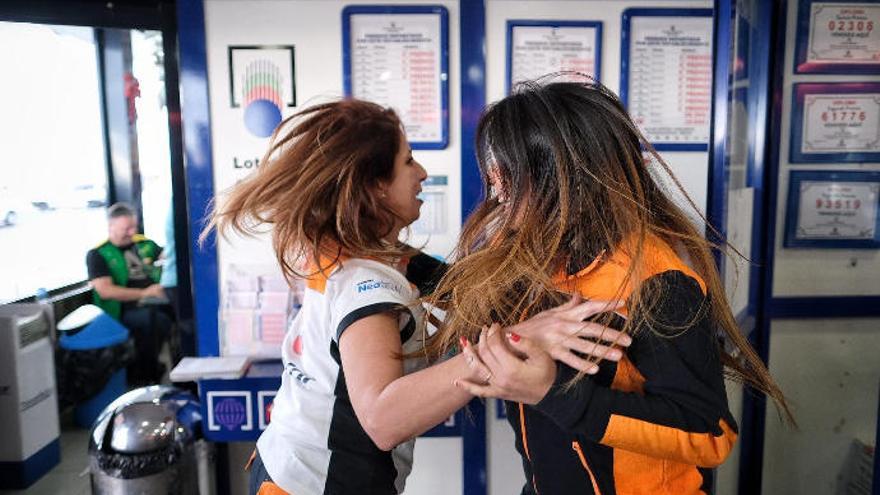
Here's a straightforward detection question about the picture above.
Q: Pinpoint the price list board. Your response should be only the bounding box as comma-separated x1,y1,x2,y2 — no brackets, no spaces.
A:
621,9,714,151
506,21,602,92
343,6,449,149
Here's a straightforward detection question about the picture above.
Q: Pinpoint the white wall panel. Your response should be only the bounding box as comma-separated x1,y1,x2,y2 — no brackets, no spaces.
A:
761,5,880,494
203,1,463,493
771,0,880,297
486,0,713,222
762,318,880,495
205,0,463,277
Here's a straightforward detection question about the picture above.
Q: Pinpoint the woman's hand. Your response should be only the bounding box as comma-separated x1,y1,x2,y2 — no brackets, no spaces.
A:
455,324,557,404
507,294,631,374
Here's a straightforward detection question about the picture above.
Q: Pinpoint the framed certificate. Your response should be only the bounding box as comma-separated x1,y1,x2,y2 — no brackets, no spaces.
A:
342,5,449,150
794,0,880,74
506,20,602,93
790,83,880,163
784,170,880,248
621,8,714,151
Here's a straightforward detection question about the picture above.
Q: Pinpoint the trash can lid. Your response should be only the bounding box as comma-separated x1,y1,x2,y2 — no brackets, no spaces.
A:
109,402,176,454
59,312,129,350
57,304,103,332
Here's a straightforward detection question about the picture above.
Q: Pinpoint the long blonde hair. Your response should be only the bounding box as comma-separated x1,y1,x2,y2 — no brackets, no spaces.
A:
202,98,415,280
426,80,794,424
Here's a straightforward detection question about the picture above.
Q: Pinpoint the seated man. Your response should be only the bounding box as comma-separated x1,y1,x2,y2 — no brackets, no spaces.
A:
87,202,173,385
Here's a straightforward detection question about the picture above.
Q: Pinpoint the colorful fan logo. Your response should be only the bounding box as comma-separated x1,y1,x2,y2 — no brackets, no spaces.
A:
242,60,284,138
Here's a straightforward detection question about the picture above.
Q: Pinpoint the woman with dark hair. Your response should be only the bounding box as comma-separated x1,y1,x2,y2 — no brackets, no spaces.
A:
428,80,795,494
205,98,630,495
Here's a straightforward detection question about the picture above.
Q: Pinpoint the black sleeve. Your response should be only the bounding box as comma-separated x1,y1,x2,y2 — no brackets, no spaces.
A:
405,252,449,296
86,249,111,280
336,302,413,342
534,271,738,467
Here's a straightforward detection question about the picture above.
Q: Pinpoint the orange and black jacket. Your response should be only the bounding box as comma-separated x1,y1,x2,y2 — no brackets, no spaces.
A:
508,235,738,495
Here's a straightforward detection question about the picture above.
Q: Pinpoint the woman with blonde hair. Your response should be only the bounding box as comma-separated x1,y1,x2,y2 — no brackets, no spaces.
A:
205,97,630,495
429,80,795,494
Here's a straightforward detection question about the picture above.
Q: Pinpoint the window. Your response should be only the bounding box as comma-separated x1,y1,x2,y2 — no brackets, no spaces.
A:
132,29,173,248
0,22,108,302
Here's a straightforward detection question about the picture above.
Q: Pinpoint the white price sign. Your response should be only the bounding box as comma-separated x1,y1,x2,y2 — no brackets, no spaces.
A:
509,23,600,87
626,15,713,147
347,10,447,147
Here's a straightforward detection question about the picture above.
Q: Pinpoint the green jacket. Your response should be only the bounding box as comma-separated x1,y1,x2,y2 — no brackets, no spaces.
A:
92,235,161,319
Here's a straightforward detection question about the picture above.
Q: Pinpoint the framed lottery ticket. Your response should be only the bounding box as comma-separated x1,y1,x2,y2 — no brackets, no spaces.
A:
784,170,880,248
790,83,880,163
794,0,880,74
342,5,449,149
505,20,602,93
621,8,714,151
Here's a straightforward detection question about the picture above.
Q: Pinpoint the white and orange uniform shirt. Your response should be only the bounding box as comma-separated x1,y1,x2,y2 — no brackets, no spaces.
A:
257,257,426,495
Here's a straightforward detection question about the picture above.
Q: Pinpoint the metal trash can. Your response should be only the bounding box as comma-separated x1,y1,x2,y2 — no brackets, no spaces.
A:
89,385,214,494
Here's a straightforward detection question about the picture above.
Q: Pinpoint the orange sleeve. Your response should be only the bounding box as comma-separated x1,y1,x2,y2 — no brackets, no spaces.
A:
535,271,738,467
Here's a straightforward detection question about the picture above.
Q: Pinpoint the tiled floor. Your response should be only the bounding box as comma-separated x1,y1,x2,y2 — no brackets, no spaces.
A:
0,415,92,495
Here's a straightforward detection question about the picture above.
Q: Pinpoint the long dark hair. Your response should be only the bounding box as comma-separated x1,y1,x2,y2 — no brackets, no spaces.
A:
427,79,794,424
202,98,413,280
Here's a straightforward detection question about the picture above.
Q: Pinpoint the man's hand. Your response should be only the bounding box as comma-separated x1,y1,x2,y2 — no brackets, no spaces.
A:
141,284,166,300
91,277,152,302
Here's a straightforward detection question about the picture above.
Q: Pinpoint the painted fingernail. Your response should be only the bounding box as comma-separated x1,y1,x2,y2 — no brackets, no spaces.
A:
459,336,467,349
589,365,599,374
509,333,521,343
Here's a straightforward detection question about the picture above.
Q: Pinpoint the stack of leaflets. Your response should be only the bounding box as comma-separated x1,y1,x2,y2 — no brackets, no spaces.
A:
169,356,251,382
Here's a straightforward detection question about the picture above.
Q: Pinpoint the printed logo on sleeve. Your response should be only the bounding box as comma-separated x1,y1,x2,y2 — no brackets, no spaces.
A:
356,279,402,295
